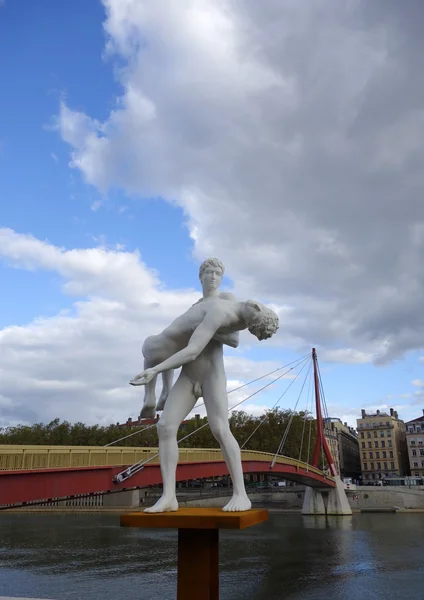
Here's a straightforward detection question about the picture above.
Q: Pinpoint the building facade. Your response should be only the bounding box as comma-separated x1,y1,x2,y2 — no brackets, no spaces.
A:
324,417,361,479
405,410,424,477
356,408,407,481
324,423,341,476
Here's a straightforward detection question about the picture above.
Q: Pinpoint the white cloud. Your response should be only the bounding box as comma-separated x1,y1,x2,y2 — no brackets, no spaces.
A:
53,0,424,365
0,228,285,426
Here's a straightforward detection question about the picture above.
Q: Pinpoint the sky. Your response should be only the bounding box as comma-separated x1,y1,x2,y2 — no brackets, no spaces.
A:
1,0,424,431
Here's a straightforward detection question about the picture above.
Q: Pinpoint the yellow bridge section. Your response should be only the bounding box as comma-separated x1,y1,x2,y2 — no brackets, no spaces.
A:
0,445,330,481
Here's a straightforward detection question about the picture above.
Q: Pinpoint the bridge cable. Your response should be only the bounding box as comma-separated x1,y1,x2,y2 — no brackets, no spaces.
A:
104,423,157,447
317,359,335,475
305,358,315,470
270,359,313,469
298,362,314,463
113,357,309,483
240,355,311,450
105,353,311,447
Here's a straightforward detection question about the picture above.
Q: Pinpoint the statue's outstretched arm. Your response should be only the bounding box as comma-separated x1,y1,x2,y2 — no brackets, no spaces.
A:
130,312,223,386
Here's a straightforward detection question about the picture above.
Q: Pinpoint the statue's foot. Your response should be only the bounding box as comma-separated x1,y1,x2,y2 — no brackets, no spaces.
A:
222,494,252,512
144,496,178,513
156,390,168,411
140,404,156,419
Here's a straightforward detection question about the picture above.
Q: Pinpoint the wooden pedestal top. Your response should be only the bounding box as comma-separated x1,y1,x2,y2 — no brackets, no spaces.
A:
120,507,268,530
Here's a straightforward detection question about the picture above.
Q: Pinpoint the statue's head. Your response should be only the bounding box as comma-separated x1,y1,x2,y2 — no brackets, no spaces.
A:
242,300,279,341
199,257,225,292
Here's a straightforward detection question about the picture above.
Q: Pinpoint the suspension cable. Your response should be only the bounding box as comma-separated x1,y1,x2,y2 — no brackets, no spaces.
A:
105,353,310,447
113,358,308,483
298,361,313,462
317,360,335,476
307,412,313,471
270,359,313,468
305,362,314,470
104,423,157,447
241,355,311,450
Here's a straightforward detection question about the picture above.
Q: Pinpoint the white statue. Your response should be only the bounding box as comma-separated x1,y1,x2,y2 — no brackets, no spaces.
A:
139,258,238,419
130,258,279,513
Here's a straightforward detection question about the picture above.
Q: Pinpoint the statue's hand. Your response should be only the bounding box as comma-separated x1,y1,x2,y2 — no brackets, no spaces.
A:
129,368,157,386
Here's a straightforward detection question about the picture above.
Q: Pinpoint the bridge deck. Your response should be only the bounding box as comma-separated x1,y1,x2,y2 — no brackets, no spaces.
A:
0,445,331,480
0,445,334,507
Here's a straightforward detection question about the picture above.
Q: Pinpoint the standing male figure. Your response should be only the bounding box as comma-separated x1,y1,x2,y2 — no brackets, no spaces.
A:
130,260,279,512
139,258,239,418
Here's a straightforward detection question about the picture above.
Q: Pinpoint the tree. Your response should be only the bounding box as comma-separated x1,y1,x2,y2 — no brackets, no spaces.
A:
0,410,319,462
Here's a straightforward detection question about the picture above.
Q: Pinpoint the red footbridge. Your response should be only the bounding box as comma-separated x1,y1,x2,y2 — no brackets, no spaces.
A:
0,349,338,509
0,446,334,508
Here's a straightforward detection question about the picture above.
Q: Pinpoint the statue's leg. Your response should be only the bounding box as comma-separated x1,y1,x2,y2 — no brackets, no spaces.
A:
156,369,174,411
203,366,251,512
144,372,197,513
139,359,158,419
139,336,161,419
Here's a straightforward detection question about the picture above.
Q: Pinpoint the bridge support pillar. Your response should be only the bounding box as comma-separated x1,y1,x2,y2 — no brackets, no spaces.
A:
302,486,326,515
326,476,352,516
302,477,352,516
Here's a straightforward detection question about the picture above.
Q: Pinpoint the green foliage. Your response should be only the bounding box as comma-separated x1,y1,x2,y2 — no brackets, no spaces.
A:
0,409,317,460
0,418,158,447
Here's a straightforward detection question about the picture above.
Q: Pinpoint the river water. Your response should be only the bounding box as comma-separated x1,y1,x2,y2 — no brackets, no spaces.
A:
0,512,423,599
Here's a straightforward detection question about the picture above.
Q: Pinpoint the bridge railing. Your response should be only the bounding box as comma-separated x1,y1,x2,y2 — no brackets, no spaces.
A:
0,445,331,481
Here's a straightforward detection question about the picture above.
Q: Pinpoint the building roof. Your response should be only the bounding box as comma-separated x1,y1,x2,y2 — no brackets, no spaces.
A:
405,415,424,425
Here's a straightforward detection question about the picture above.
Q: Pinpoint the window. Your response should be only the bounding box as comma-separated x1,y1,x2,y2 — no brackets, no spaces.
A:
416,426,421,432
384,462,388,470
410,440,416,445
367,432,371,438
359,423,363,429
362,452,367,459
380,431,384,437
415,472,420,477
376,452,380,459
382,451,387,458
368,442,372,448
363,463,368,470
422,461,424,468
390,461,395,469
387,430,392,437
420,449,424,456
366,423,370,428
413,462,419,468
369,451,373,459
361,442,365,448
377,462,381,470
381,441,385,448
389,451,393,458
386,421,390,427
409,427,414,433
370,462,375,470
388,440,392,447
412,449,417,456
374,441,379,448
374,431,378,438
373,422,377,427
360,432,364,439
418,438,423,445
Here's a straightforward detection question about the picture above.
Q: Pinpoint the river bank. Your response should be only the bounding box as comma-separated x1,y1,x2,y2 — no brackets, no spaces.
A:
3,485,424,513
